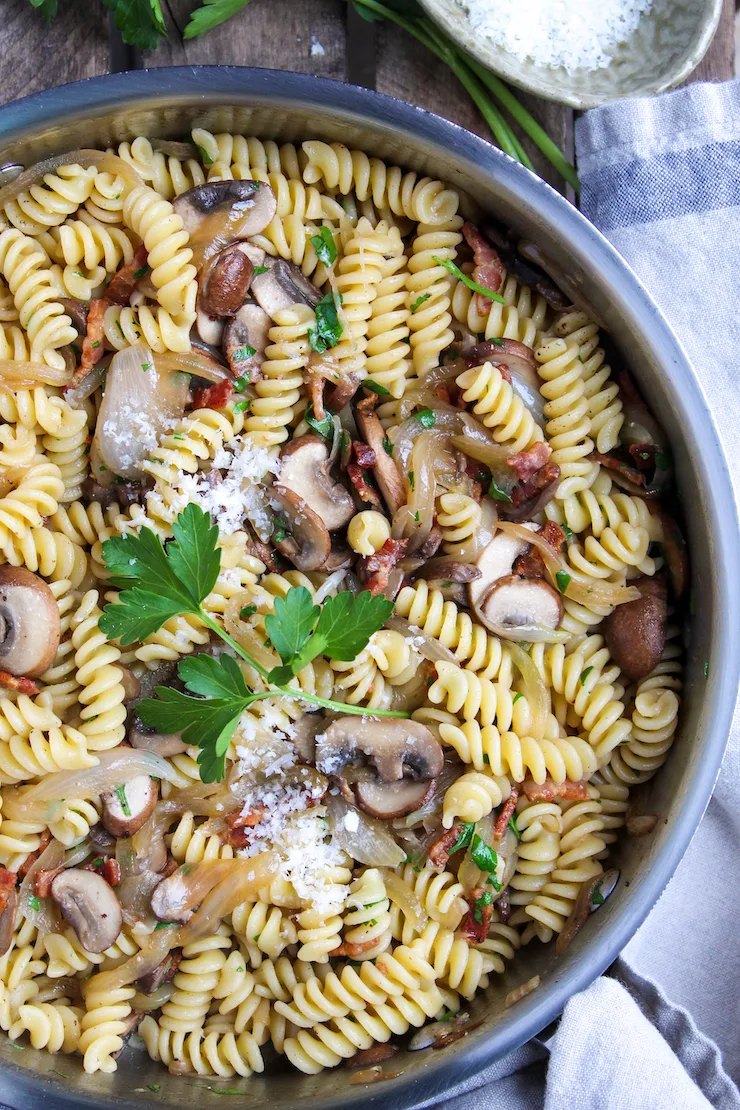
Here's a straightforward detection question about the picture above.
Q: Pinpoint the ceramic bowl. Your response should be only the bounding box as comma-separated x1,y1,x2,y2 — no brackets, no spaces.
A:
419,0,725,108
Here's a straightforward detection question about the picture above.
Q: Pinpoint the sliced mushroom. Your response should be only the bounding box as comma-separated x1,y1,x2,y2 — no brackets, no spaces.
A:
117,665,141,704
355,778,434,820
354,397,406,515
50,869,123,954
0,566,61,677
604,574,667,681
278,436,354,531
0,888,18,957
88,823,116,853
270,485,331,571
151,871,195,923
58,297,89,335
316,717,443,785
199,242,255,318
128,719,188,757
478,575,563,640
223,302,271,381
468,524,539,617
101,776,158,837
196,307,225,348
410,559,482,584
250,258,323,318
135,950,182,995
173,179,277,241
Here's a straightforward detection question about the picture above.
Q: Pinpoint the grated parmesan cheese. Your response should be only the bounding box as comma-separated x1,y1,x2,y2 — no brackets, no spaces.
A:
455,0,654,72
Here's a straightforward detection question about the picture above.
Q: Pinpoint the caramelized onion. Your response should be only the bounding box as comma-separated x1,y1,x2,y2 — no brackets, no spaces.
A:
327,795,406,867
86,926,178,995
450,433,512,469
3,749,177,823
0,360,72,389
155,350,235,387
386,616,457,666
507,642,549,740
179,854,278,943
496,521,641,608
0,150,144,212
383,872,427,931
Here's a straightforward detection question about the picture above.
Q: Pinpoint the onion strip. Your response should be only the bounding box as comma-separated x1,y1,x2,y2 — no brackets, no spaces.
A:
496,521,641,607
0,361,72,389
507,642,549,740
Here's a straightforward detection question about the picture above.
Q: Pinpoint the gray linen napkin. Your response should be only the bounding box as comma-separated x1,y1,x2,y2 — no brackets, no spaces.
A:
433,78,740,1110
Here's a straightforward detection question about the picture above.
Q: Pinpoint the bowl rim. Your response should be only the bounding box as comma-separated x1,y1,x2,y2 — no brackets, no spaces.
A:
0,65,738,1110
417,0,726,109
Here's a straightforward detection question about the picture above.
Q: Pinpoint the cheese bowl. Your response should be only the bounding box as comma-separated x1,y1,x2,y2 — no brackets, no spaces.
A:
0,66,737,1110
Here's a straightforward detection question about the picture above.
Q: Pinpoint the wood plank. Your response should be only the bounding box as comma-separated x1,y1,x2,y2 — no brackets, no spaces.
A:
375,24,573,194
0,0,109,107
685,0,735,83
143,0,346,81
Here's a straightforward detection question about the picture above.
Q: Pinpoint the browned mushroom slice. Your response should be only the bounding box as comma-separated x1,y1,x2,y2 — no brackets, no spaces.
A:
354,398,406,515
0,567,61,677
250,258,323,318
50,869,123,954
58,297,89,335
101,776,158,837
468,525,538,619
278,436,354,532
135,950,182,995
199,242,256,318
478,575,564,640
196,307,225,348
223,303,271,381
604,575,667,681
354,778,435,820
270,485,331,572
128,719,188,757
316,718,443,784
0,887,18,957
411,559,482,584
173,179,277,242
117,665,141,704
150,872,194,923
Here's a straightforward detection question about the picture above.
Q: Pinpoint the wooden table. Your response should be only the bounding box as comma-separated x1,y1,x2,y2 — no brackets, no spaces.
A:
1,0,736,192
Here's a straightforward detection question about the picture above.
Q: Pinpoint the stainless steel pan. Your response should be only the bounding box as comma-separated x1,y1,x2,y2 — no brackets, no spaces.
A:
0,66,737,1110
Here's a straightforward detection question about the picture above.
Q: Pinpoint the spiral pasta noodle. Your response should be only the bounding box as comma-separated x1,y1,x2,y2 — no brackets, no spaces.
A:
0,230,77,369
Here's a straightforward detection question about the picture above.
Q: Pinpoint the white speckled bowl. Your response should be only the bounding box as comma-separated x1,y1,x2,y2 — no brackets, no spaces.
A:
419,0,724,108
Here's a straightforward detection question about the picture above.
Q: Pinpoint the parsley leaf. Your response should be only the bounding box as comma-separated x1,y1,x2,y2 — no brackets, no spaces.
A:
489,476,512,503
98,589,191,646
28,0,58,23
308,291,343,353
138,687,247,783
305,405,335,442
167,503,221,604
310,225,338,266
508,814,521,840
555,570,571,594
470,834,502,890
310,590,394,662
184,0,253,39
473,889,493,923
363,379,390,397
432,256,506,305
591,883,605,907
114,784,130,817
178,652,250,700
265,587,320,669
579,665,594,686
415,408,435,428
101,0,167,49
450,822,475,854
410,293,431,312
239,604,257,620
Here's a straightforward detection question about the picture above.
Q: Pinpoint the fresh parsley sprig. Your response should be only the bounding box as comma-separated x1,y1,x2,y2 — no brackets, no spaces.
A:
100,504,406,782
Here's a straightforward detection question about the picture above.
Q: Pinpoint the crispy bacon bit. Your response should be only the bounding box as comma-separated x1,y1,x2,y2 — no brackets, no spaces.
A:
346,1044,399,1068
105,244,148,307
493,788,519,841
347,463,382,508
0,869,17,915
334,936,379,957
540,520,567,552
427,825,464,871
509,460,560,512
103,858,121,887
628,443,658,471
591,451,646,488
462,223,504,316
460,887,494,944
34,867,63,899
17,830,51,879
192,379,234,412
512,548,546,579
417,525,443,560
522,777,591,803
227,807,266,830
326,371,361,412
362,537,409,595
507,442,552,482
66,296,108,388
352,441,377,469
306,367,327,421
0,669,39,697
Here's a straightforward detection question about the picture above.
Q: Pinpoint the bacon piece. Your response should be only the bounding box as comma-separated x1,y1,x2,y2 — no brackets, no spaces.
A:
353,441,377,469
347,463,382,508
463,344,512,382
493,788,519,841
522,777,591,803
512,548,546,579
628,443,658,471
460,887,494,944
362,537,409,596
462,223,504,317
34,867,63,899
334,936,380,957
135,950,182,996
509,460,560,513
427,825,464,871
17,830,51,879
591,451,646,488
0,869,17,916
507,442,552,483
540,520,567,552
227,807,266,830
0,670,39,697
103,858,121,887
326,371,361,412
64,296,108,390
192,379,234,412
105,244,149,307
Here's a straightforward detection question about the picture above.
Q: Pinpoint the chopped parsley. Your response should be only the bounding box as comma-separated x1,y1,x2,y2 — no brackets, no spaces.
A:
508,814,521,841
473,889,494,923
579,666,594,685
591,882,605,907
305,405,335,442
432,255,506,304
308,291,343,354
470,834,502,889
253,265,269,275
489,476,512,503
309,225,338,266
562,524,573,540
134,264,150,280
114,783,131,816
232,345,256,363
512,691,523,704
555,570,571,594
450,822,475,854
91,340,100,349
29,895,41,912
234,375,250,391
233,400,250,413
239,605,257,620
195,144,214,165
415,408,435,428
382,436,394,456
408,471,415,491
414,511,420,521
153,921,177,930
410,293,431,312
140,361,151,372
273,524,287,544
703,660,709,679
363,379,391,397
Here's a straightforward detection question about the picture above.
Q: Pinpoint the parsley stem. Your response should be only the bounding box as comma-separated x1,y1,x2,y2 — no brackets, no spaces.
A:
198,613,271,681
